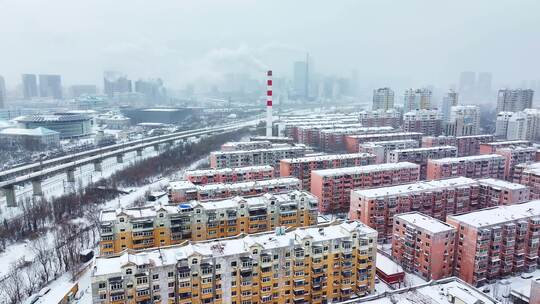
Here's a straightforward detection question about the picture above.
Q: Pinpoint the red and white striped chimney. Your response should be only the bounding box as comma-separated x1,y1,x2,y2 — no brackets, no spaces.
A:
266,70,273,137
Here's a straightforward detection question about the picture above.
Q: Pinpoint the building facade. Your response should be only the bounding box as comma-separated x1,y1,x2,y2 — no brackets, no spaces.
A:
358,110,401,128
496,88,534,112
421,134,494,157
513,162,540,199
279,153,376,190
318,126,395,152
99,190,318,256
372,88,395,111
440,89,458,122
445,105,480,136
477,178,530,207
185,166,274,185
344,132,423,153
93,220,378,304
426,154,506,180
168,178,302,203
311,162,420,214
387,146,457,179
447,201,540,286
358,139,419,163
403,88,432,111
38,74,63,99
392,212,456,280
209,146,306,172
14,113,92,138
403,109,443,136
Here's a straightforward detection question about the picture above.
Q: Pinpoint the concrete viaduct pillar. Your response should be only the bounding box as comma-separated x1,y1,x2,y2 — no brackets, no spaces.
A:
116,153,124,163
94,161,102,172
153,144,159,152
66,168,76,183
3,186,17,207
136,149,143,157
32,179,43,197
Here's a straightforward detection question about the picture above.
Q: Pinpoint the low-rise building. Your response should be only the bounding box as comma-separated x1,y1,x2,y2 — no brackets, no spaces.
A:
99,190,318,255
403,109,443,136
14,113,92,138
349,177,479,242
168,177,301,203
311,162,420,214
318,126,395,152
297,123,363,147
344,132,423,153
92,220,378,304
0,127,60,149
184,165,274,185
279,153,376,190
479,140,531,154
358,109,402,128
220,140,273,151
358,139,419,163
249,136,294,144
478,178,530,207
447,201,540,286
493,146,537,179
426,154,506,180
422,134,494,157
209,145,306,172
513,162,540,199
387,146,457,179
392,212,456,280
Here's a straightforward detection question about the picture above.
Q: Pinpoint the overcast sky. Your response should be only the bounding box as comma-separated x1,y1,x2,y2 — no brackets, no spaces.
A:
0,0,539,90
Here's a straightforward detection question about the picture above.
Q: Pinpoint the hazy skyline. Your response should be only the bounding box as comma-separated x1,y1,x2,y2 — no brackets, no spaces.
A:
0,0,539,91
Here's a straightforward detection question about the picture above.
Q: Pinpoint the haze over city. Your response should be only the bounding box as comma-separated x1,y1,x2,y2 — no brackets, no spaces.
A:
1,0,539,92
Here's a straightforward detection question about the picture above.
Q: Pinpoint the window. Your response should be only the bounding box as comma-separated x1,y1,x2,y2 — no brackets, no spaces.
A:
126,268,132,275
119,218,124,222
98,282,106,289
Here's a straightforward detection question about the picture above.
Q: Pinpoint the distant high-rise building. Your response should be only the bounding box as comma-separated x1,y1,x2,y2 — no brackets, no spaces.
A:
476,72,492,100
403,88,432,111
22,74,38,100
103,71,132,98
372,87,394,110
497,89,534,112
69,85,97,97
495,111,514,138
293,61,308,98
445,105,480,136
38,74,62,99
0,76,6,108
459,71,476,101
135,78,167,103
440,89,459,122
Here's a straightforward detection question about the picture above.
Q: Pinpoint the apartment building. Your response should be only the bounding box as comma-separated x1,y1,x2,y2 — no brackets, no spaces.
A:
387,146,457,179
426,154,506,180
92,220,378,304
358,139,419,163
358,109,401,128
422,134,494,156
347,277,498,304
372,87,395,111
513,162,540,199
318,126,395,152
493,146,537,179
185,165,274,185
447,201,540,286
496,88,534,112
221,141,273,151
278,117,359,140
392,212,456,280
279,153,376,190
344,132,423,153
479,140,531,154
478,178,530,207
209,145,306,172
349,177,479,242
99,190,318,256
445,105,480,136
297,123,363,147
168,178,301,203
403,109,443,136
311,162,420,214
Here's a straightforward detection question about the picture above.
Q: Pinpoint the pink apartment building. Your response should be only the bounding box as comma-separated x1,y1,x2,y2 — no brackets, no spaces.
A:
447,201,540,286
392,212,456,281
344,132,423,153
426,154,506,180
185,165,274,185
422,134,494,156
310,162,420,213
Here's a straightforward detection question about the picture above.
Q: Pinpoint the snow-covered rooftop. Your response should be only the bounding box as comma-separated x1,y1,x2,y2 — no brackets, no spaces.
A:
92,220,376,277
360,139,419,147
170,177,301,192
428,154,505,164
347,132,423,139
390,145,457,154
211,145,306,155
396,212,456,234
185,165,273,177
0,127,60,136
352,177,477,199
319,126,394,135
376,253,404,275
448,200,540,228
482,140,530,146
478,178,529,191
313,162,419,177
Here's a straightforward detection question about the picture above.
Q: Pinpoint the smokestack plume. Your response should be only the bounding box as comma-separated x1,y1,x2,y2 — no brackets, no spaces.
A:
266,70,273,137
